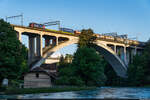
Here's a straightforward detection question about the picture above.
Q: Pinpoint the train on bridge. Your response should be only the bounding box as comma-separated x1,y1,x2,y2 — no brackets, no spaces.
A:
29,22,81,35
28,22,139,45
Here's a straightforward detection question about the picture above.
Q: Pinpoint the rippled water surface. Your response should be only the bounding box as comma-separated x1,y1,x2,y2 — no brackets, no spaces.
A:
0,87,150,99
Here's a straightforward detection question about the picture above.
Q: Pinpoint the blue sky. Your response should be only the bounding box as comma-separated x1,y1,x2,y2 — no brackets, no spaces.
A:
0,0,150,41
0,0,150,55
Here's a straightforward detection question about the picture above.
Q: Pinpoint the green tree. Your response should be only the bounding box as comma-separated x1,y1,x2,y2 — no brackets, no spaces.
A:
127,40,150,86
56,47,107,86
127,55,145,86
78,29,96,48
0,19,28,84
55,64,84,86
56,54,84,86
72,47,107,86
59,54,73,64
59,55,65,66
143,39,150,84
56,29,106,86
104,63,127,86
64,54,73,63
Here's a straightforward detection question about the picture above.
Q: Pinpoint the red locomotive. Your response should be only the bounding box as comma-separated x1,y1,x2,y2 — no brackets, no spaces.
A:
29,23,45,29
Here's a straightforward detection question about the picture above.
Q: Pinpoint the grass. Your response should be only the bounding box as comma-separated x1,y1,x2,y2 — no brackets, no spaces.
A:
4,86,97,95
45,29,74,35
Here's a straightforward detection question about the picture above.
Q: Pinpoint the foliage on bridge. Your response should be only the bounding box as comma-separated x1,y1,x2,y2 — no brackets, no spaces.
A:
78,29,96,48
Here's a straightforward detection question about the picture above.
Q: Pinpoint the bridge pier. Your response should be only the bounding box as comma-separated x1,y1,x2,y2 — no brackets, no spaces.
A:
36,35,43,57
52,36,58,46
43,36,58,47
126,48,130,65
116,46,127,66
114,45,117,53
106,44,128,66
134,46,137,55
124,46,127,66
28,35,36,65
17,31,22,42
45,37,50,47
52,38,56,46
116,46,121,58
56,36,58,46
129,47,137,63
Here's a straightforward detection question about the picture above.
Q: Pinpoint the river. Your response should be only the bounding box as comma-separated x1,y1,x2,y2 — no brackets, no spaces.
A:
0,87,150,99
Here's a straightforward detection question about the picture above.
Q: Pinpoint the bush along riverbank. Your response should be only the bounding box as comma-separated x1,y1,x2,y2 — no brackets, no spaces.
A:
4,86,97,95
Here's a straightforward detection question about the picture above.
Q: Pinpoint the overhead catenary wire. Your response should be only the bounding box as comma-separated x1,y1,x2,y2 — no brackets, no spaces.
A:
42,21,60,30
6,14,23,26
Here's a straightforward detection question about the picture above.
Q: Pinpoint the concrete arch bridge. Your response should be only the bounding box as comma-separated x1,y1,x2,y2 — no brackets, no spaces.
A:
12,24,143,78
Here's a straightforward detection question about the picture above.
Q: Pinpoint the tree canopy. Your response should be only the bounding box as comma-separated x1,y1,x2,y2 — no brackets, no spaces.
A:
56,47,107,86
56,29,106,86
78,29,96,48
72,47,107,86
0,19,28,84
127,40,150,86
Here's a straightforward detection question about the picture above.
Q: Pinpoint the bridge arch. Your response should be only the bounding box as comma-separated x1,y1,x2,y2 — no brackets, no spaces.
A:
94,42,127,78
32,39,127,78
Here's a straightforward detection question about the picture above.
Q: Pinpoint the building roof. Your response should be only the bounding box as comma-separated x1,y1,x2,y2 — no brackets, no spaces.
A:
24,63,57,78
40,63,57,70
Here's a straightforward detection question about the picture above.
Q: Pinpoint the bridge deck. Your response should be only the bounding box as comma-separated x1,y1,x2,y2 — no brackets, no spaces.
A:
12,24,140,46
11,24,76,37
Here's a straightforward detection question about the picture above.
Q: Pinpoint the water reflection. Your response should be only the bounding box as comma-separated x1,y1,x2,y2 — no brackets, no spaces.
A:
0,87,150,99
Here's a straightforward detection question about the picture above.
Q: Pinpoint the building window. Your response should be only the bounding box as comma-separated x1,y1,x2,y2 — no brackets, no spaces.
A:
36,73,39,78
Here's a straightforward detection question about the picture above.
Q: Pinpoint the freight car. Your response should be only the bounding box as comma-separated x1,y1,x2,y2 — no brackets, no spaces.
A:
60,28,74,33
74,30,81,35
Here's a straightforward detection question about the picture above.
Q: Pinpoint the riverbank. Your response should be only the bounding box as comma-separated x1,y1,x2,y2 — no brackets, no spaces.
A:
1,87,150,99
4,86,97,95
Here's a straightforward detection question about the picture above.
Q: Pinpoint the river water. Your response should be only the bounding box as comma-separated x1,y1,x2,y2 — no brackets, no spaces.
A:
0,87,150,99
